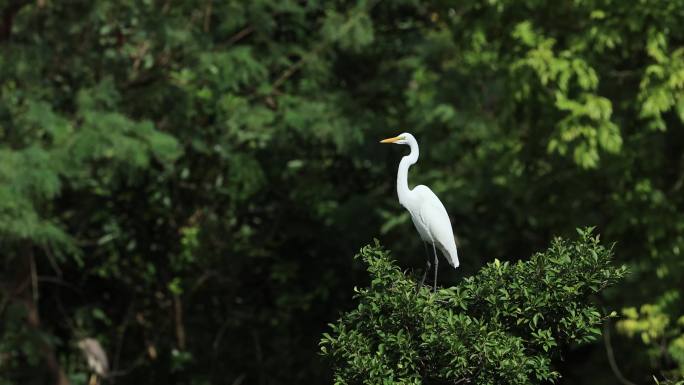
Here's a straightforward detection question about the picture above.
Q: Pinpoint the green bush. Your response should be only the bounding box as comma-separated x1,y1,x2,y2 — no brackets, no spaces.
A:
321,229,626,385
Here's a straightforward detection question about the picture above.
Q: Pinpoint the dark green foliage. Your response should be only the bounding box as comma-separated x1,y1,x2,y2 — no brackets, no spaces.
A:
1,0,684,384
322,229,626,384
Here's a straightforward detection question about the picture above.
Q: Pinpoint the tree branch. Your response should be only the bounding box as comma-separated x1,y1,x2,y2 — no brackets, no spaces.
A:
604,319,640,385
14,245,70,385
173,294,186,350
228,25,253,45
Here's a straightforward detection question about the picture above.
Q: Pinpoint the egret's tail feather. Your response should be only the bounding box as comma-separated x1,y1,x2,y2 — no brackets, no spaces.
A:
450,252,459,268
440,245,459,269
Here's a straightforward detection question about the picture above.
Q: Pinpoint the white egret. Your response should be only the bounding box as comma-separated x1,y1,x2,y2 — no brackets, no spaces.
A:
380,133,459,290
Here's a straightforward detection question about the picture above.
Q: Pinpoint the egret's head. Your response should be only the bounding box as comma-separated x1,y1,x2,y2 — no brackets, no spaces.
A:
380,132,414,145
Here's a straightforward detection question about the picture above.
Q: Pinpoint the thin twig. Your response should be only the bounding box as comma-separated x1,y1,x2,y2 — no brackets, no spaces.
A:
270,43,326,91
225,26,254,46
37,276,83,294
604,318,639,385
44,246,63,277
12,275,31,296
173,294,186,350
188,271,219,295
131,41,151,71
29,249,38,303
203,0,212,32
111,300,135,383
109,310,174,379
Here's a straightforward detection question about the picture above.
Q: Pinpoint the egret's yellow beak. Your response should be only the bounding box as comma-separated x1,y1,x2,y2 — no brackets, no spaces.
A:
380,136,402,143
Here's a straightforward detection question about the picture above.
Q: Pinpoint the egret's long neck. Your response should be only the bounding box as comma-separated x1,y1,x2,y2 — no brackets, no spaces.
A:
397,139,419,206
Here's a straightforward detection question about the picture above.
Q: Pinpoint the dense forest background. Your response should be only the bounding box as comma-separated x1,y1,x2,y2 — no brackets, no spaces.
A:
1,0,684,384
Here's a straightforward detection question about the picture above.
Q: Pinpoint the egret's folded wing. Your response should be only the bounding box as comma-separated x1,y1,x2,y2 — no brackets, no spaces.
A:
416,187,459,267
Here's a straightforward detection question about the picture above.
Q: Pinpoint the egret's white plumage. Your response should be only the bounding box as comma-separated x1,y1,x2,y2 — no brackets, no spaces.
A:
381,132,459,288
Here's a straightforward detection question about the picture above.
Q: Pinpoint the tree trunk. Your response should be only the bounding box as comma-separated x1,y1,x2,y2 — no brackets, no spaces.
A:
12,245,69,385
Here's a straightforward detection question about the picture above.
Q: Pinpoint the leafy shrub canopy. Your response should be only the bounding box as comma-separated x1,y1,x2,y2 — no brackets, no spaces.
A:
321,228,626,385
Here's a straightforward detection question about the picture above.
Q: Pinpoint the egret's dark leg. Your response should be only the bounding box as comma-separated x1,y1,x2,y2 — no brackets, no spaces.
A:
432,242,439,292
419,242,431,289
